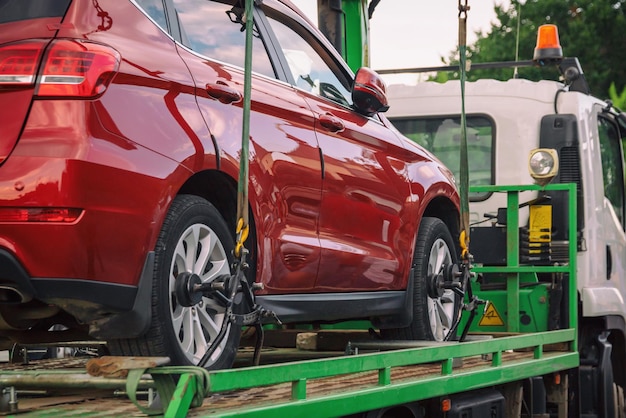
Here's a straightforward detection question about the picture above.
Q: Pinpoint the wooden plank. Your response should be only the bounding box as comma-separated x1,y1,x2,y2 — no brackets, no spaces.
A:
86,356,170,378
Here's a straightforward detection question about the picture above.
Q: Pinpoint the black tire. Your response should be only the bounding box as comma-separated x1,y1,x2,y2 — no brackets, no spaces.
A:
614,383,625,418
382,217,461,341
108,195,240,370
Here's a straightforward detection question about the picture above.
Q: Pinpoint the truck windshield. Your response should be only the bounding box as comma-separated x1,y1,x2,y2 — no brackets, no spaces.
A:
390,116,494,201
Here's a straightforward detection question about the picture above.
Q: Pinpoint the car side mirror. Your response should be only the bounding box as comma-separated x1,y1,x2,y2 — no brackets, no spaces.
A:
352,67,389,117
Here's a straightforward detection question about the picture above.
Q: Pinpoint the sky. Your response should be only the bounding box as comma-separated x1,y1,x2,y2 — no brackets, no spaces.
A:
292,1,510,85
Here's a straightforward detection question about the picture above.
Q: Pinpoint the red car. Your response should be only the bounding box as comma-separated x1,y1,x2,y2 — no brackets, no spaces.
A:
0,0,460,369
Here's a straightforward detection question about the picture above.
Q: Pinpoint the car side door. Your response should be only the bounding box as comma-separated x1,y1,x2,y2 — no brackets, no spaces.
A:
262,5,415,292
167,0,323,293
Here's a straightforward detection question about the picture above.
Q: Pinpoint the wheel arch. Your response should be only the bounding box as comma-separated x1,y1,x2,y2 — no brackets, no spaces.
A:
421,196,461,256
178,170,237,227
579,315,626,392
177,169,258,281
607,316,626,390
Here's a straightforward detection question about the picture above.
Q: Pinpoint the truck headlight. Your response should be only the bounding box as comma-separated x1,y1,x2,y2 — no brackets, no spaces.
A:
529,148,559,186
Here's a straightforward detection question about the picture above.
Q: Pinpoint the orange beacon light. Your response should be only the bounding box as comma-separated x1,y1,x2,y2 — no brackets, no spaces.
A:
533,24,564,65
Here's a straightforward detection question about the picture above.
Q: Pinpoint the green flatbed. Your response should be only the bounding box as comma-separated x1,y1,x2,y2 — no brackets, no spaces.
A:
0,184,579,417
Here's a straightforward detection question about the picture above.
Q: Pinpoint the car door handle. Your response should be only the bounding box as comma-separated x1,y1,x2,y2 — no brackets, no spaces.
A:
318,113,344,132
206,82,242,104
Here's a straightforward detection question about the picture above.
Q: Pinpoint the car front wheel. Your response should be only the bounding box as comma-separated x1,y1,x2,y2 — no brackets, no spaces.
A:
382,217,461,342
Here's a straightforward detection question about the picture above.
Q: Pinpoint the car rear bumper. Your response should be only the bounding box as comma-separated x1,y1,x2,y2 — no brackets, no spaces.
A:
0,247,153,339
0,100,180,287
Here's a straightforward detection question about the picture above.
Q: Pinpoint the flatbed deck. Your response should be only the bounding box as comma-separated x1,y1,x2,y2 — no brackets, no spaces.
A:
0,330,578,418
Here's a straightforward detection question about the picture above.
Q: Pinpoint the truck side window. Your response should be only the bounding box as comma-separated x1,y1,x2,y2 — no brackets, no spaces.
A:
390,116,494,201
598,116,625,228
264,14,352,107
172,0,276,78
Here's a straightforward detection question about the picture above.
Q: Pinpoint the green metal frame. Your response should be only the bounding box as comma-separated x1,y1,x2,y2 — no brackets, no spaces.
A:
0,185,578,417
196,331,577,417
316,0,369,72
342,0,369,72
469,183,578,344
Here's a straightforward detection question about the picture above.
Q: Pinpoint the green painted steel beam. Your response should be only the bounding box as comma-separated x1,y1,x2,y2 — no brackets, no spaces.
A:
567,181,578,350
469,184,564,193
316,0,369,72
166,373,198,418
467,183,577,336
342,0,369,71
202,353,579,418
472,265,571,273
506,190,520,332
206,329,575,393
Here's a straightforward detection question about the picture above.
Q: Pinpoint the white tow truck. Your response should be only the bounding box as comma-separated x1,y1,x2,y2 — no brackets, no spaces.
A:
385,24,626,416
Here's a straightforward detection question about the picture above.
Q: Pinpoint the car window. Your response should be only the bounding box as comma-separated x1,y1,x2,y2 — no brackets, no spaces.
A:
135,0,168,30
172,0,276,78
0,0,71,24
598,115,625,228
390,116,494,201
264,13,352,107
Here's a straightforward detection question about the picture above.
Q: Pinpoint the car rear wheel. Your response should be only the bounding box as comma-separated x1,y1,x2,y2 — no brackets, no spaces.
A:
382,217,461,341
108,195,240,369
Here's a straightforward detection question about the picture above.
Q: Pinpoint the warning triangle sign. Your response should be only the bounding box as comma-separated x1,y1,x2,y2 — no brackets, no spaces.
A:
479,302,505,326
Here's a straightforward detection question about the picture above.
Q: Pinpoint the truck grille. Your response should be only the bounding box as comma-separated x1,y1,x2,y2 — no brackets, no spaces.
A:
559,146,581,193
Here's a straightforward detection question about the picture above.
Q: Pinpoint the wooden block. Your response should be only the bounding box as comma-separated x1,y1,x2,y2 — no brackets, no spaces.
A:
86,356,170,378
296,333,318,351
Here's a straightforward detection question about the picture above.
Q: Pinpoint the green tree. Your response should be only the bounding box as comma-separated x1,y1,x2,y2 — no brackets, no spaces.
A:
609,82,626,110
442,0,626,98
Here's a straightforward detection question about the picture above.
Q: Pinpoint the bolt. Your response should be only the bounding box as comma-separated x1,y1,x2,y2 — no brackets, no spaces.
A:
8,387,17,412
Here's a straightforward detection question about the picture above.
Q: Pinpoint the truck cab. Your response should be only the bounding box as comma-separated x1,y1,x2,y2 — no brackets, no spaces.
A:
387,77,626,317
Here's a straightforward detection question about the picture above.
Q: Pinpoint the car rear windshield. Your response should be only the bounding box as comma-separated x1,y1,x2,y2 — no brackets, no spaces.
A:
0,0,71,24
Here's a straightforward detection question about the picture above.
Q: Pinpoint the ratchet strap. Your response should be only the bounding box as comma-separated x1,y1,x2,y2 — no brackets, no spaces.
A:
125,366,211,416
235,0,254,260
458,0,471,259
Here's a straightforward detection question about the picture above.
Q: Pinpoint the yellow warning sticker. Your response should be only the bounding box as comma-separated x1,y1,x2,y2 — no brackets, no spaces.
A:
529,205,552,242
479,302,505,326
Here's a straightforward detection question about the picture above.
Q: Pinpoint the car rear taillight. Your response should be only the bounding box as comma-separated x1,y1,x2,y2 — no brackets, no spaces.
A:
0,40,46,85
0,208,83,223
38,39,120,97
0,39,120,98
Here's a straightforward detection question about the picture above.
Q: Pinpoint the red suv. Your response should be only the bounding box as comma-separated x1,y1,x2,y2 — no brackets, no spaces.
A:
0,0,460,369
